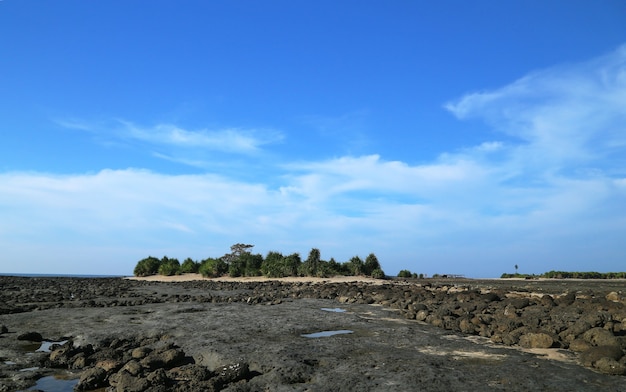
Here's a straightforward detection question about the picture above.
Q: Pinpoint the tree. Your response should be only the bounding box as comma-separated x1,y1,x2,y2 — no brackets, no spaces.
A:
222,243,255,264
515,264,519,274
283,253,301,277
303,248,321,276
180,258,199,274
262,251,285,278
363,253,381,276
158,256,180,276
133,256,161,277
242,253,263,277
199,257,227,278
348,256,364,276
397,269,412,278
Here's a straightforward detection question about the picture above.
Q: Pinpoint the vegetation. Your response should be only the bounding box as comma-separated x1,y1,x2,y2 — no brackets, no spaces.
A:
133,244,387,280
397,269,425,279
500,270,626,279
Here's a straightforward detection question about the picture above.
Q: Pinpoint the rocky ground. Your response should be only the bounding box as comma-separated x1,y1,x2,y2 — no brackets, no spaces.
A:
0,276,625,391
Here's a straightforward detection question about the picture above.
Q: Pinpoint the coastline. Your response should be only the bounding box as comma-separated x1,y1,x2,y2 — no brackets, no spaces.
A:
126,273,387,285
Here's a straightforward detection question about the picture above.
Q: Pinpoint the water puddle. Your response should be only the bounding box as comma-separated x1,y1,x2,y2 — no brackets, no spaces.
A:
20,367,40,372
5,360,17,365
321,307,346,313
36,340,68,353
301,330,353,338
25,375,79,392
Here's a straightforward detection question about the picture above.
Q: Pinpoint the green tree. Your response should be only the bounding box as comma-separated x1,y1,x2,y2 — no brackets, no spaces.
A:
133,256,161,277
262,251,286,278
222,243,255,264
303,248,321,276
283,253,301,276
158,256,180,276
180,257,199,274
348,256,364,276
397,269,412,278
199,257,227,278
363,253,381,276
242,253,263,277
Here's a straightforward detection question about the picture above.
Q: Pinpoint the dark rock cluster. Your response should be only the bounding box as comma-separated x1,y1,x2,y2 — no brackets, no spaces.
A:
42,336,254,391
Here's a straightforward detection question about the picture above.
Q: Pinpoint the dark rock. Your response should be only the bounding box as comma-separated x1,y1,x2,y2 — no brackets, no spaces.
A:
17,332,43,342
593,357,626,375
580,345,624,367
109,369,150,392
582,327,620,347
75,366,108,391
0,325,8,334
213,361,250,388
519,332,554,349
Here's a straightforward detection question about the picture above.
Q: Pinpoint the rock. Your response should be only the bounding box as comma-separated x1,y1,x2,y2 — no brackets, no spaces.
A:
555,292,576,306
131,346,152,359
121,360,143,376
213,361,250,387
140,348,186,370
580,345,624,367
569,339,592,352
519,332,554,349
0,325,8,334
606,292,623,302
75,366,108,391
593,357,626,375
109,369,150,392
582,327,620,347
17,332,43,342
95,359,123,373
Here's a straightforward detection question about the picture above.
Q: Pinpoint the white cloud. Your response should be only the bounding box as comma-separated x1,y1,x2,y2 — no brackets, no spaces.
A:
120,121,282,153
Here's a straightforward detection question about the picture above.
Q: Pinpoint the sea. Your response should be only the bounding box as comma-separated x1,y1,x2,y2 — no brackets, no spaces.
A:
0,273,126,278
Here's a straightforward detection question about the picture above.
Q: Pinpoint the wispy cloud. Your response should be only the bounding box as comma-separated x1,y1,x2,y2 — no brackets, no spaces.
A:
119,121,283,154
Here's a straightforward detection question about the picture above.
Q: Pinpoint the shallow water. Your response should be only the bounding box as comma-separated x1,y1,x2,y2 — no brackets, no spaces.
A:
320,307,346,313
301,330,353,338
25,375,78,392
36,340,68,353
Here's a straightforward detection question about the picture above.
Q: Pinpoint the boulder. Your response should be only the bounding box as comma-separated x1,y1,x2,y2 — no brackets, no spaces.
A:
593,357,626,375
108,369,150,392
75,366,108,391
580,345,624,367
17,332,43,342
568,339,592,353
519,332,554,349
582,327,619,347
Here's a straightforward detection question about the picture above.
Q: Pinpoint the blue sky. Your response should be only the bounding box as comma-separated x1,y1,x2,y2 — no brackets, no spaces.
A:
1,1,625,277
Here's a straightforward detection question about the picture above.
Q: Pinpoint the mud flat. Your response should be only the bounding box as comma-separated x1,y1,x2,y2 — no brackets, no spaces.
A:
1,276,625,391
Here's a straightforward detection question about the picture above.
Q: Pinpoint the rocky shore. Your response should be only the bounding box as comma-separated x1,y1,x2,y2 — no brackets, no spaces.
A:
1,276,625,391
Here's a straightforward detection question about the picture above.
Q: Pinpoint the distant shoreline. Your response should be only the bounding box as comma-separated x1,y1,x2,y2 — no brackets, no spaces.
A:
127,273,388,285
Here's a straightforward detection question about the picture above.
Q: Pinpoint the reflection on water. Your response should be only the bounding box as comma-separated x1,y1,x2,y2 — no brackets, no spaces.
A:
26,375,79,392
37,340,68,353
301,330,353,338
321,308,346,313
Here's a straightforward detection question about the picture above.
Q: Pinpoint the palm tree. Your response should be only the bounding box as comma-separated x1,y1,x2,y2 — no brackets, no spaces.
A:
514,264,519,275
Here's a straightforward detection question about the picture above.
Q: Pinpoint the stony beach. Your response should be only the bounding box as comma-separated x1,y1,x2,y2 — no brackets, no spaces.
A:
1,275,625,391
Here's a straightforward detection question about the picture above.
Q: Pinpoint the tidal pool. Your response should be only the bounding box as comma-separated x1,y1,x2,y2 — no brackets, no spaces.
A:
320,307,346,313
301,330,353,338
26,375,79,392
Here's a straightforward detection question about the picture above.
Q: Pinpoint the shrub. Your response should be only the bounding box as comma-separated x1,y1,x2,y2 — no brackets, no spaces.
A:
199,257,227,278
397,269,412,278
180,258,199,274
363,253,381,276
371,268,386,279
133,256,161,277
158,256,180,276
